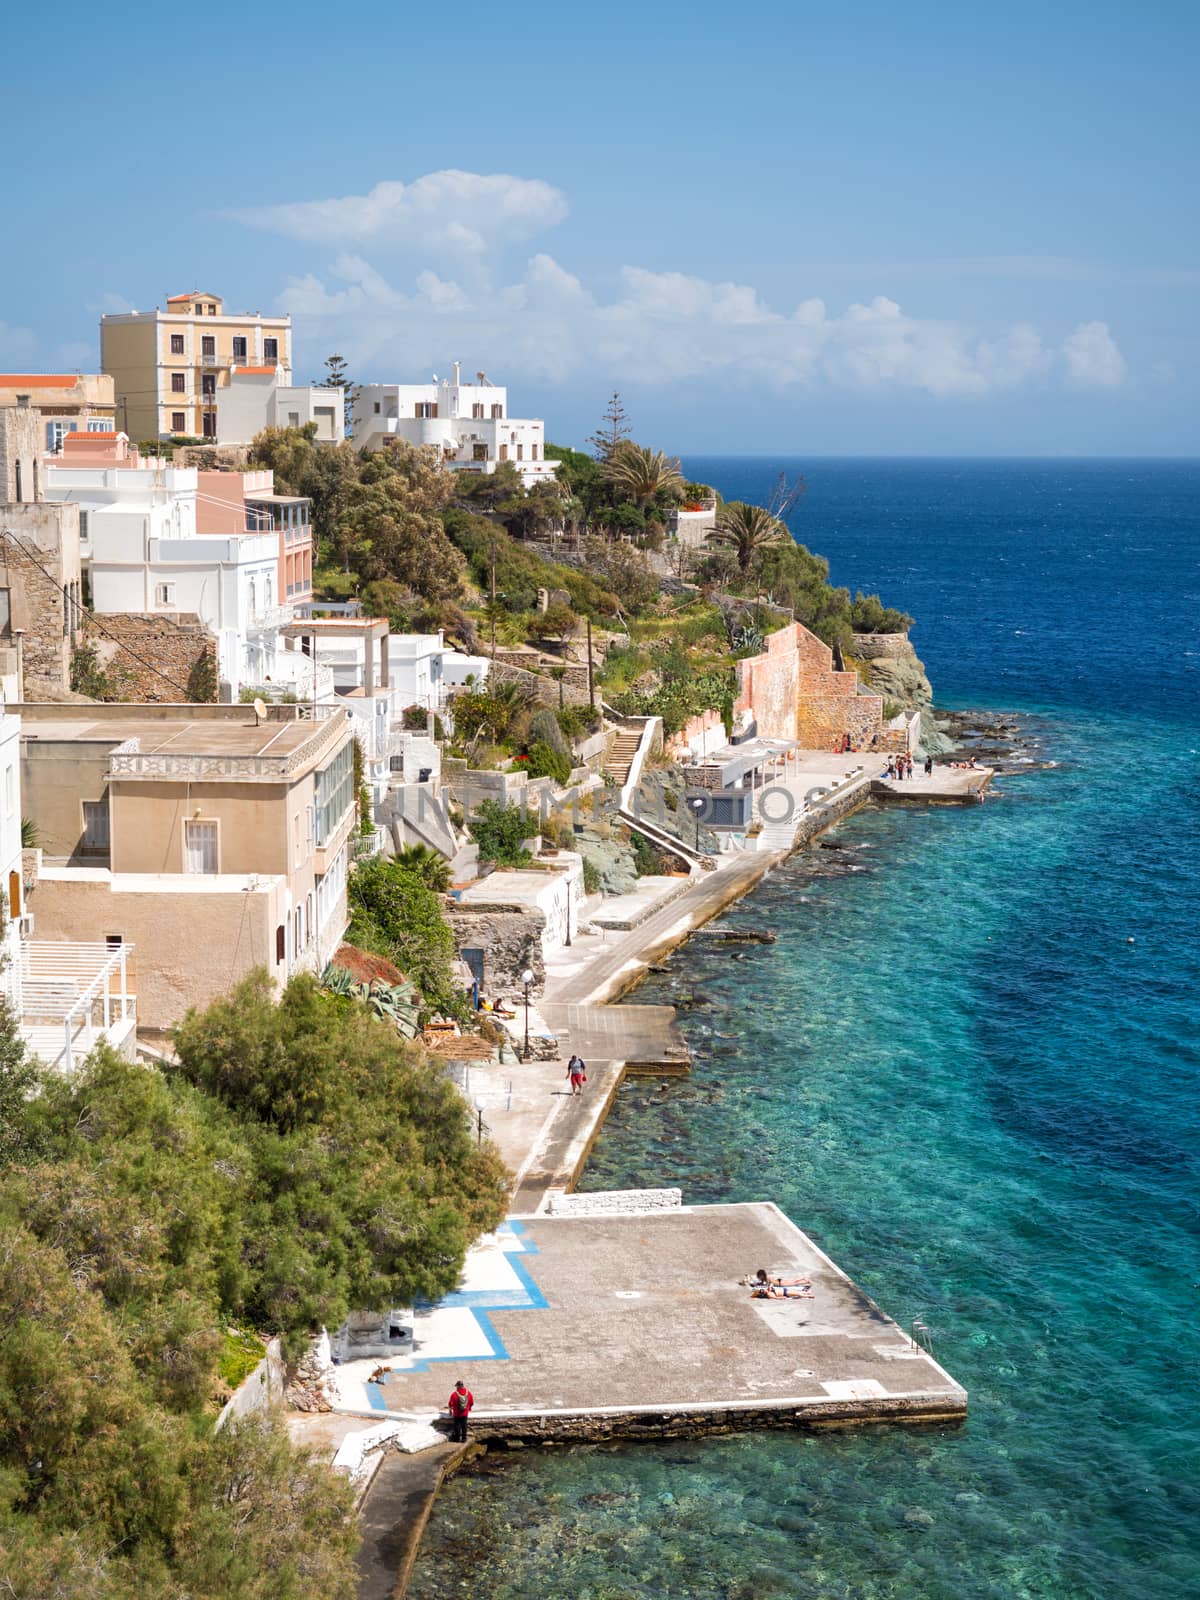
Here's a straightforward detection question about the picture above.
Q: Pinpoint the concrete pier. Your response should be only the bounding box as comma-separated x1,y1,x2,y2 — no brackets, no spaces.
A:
872,765,993,803
335,1203,965,1442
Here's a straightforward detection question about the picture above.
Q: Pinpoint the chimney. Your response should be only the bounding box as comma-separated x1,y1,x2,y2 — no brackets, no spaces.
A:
453,361,461,386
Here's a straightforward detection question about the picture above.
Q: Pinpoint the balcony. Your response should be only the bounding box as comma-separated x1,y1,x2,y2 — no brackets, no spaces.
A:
353,825,388,861
246,603,295,633
7,941,137,1073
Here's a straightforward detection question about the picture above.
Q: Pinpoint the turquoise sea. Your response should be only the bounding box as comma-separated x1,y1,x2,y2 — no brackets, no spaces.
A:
408,460,1200,1600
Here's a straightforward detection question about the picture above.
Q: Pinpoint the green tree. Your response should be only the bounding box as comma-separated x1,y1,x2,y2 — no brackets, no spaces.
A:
603,441,684,512
706,500,790,572
346,859,459,1007
393,843,451,893
527,600,578,646
468,799,535,866
587,391,632,460
315,353,357,434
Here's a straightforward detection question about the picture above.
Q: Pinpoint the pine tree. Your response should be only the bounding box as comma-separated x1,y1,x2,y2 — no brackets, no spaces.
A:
587,391,632,460
315,353,357,433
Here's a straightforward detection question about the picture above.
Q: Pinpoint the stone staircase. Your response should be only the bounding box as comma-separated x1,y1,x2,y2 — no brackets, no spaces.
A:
604,730,642,787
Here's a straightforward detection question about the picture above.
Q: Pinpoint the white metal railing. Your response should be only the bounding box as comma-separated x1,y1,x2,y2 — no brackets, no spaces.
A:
353,826,387,861
13,941,136,1074
246,603,295,633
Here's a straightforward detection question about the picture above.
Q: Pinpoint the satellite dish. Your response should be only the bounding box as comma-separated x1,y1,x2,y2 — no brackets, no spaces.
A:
253,697,268,724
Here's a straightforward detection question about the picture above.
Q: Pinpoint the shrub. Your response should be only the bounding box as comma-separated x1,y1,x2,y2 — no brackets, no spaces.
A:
529,708,569,755
582,858,601,894
525,741,572,784
470,799,534,866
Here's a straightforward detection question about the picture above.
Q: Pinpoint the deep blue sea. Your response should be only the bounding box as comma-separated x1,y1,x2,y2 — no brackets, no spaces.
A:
409,460,1200,1600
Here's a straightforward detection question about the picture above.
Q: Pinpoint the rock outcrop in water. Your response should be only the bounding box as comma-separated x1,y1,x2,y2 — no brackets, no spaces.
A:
851,632,955,753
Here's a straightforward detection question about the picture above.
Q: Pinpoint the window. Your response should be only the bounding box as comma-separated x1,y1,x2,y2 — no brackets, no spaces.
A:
171,411,186,433
532,443,539,460
32,460,38,499
78,511,89,542
0,590,10,639
473,443,487,461
472,403,484,419
276,924,286,963
184,820,218,874
373,401,381,414
86,419,110,432
201,374,216,397
293,812,301,865
155,582,176,607
499,444,508,461
415,401,437,419
287,411,299,427
14,462,21,502
201,335,215,359
491,403,503,419
202,412,216,439
313,741,355,845
82,800,110,854
516,444,524,461
263,337,278,361
45,419,74,452
194,304,204,315
170,333,185,354
232,335,247,360
171,372,186,393
294,905,303,953
105,934,123,950
207,303,217,315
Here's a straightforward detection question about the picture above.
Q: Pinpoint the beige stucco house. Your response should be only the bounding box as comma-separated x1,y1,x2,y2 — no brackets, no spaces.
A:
19,701,356,1036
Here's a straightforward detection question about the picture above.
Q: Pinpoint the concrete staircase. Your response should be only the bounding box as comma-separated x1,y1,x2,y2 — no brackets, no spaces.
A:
604,730,642,787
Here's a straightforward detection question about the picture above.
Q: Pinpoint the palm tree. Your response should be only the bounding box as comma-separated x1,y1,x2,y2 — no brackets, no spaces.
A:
706,501,789,573
393,844,451,893
603,442,684,511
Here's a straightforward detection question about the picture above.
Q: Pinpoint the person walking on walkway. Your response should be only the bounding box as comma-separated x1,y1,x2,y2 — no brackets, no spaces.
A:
924,754,933,776
567,1054,587,1095
447,1380,474,1442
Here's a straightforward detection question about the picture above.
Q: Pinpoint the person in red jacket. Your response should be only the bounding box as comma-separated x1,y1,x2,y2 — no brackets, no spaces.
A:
447,1379,474,1442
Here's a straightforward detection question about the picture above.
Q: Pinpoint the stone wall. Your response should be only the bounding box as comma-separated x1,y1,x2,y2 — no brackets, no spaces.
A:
848,631,913,661
736,621,884,750
545,1188,682,1216
484,657,590,708
446,906,546,996
0,500,81,694
0,406,41,503
87,612,218,702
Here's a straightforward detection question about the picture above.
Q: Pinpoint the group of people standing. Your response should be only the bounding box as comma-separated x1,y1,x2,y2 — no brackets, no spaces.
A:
886,753,934,780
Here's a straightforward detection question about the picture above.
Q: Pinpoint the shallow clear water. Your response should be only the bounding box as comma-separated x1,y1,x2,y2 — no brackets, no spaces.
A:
408,461,1200,1600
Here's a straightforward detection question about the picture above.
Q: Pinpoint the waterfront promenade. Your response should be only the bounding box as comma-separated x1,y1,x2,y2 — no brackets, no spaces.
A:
338,756,974,1596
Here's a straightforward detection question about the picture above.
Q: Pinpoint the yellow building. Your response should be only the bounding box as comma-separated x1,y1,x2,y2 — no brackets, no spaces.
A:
0,373,116,453
100,292,292,443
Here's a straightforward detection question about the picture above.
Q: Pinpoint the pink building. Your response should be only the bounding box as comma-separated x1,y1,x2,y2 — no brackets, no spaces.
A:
196,470,313,610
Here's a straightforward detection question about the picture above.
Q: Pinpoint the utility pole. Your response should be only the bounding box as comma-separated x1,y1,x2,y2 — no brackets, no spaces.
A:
586,615,595,711
490,527,497,660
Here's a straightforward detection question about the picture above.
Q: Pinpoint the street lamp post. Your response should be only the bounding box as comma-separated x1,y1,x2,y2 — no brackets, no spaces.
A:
564,875,572,947
474,1096,486,1145
688,795,705,852
520,967,535,1061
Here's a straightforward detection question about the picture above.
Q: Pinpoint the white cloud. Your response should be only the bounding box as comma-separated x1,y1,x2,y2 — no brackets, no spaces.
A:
280,253,1120,399
248,174,1126,397
1060,320,1127,389
229,171,567,254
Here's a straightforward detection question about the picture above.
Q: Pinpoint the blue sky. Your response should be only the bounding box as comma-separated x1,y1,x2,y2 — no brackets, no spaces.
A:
4,0,1197,454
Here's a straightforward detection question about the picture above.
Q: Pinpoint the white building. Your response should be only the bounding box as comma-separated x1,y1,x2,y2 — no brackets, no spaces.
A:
353,363,558,488
216,368,344,445
44,436,296,697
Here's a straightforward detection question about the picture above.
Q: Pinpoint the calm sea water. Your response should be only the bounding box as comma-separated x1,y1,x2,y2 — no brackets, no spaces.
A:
409,460,1200,1600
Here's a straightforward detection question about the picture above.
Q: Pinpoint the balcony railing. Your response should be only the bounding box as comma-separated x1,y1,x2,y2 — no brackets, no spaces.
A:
353,826,388,861
7,941,137,1074
109,708,345,781
246,603,295,633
